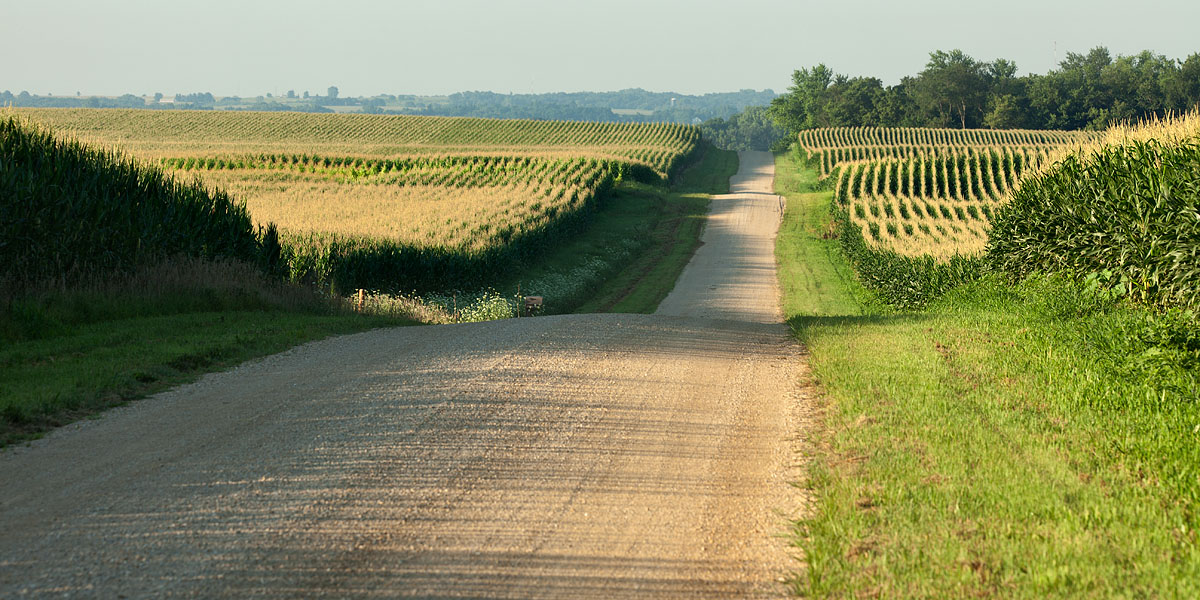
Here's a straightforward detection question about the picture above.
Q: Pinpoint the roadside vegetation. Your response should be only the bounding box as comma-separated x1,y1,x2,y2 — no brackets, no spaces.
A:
0,117,414,445
989,112,1200,310
777,115,1200,597
0,261,416,447
577,146,737,313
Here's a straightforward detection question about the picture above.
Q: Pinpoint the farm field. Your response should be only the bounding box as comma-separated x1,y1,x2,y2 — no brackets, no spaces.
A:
10,99,1197,600
10,108,699,173
798,126,1095,258
0,145,803,599
797,126,1094,178
11,108,702,300
10,2,1200,597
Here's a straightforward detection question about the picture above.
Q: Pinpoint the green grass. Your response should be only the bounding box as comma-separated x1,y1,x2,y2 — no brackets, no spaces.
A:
0,311,400,441
774,152,871,317
575,144,738,313
0,261,413,447
774,151,1200,597
673,144,739,194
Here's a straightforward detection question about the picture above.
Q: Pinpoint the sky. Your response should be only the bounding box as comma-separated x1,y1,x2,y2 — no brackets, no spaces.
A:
4,0,1200,98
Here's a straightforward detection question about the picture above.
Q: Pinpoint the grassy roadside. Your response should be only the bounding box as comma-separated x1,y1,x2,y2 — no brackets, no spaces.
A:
775,151,1200,597
0,261,414,447
575,145,738,313
774,152,870,318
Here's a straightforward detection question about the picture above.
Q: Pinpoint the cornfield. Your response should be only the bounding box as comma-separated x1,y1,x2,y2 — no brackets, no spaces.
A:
8,108,700,294
166,155,623,252
798,126,1091,308
10,108,699,178
988,112,1200,309
798,126,1096,178
809,126,1091,260
832,147,1047,258
0,117,260,288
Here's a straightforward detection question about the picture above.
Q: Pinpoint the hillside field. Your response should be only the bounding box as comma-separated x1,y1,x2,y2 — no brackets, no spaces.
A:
2,109,733,445
797,127,1096,260
11,108,702,300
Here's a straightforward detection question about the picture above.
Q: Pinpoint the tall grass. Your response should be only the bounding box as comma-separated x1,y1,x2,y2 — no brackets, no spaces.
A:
1,258,339,342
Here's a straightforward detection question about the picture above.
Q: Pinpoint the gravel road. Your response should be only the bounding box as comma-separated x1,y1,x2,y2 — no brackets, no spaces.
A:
0,151,809,598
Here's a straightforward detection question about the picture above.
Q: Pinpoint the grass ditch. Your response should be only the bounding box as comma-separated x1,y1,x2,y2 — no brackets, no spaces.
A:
0,259,417,447
775,150,1200,597
571,145,738,313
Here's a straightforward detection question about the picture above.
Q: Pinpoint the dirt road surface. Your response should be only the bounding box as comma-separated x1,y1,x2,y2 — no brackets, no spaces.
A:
0,151,808,598
656,151,784,324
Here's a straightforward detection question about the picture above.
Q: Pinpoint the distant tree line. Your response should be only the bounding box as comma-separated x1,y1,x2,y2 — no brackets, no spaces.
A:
411,89,778,124
174,92,215,105
768,47,1200,135
0,88,778,125
0,91,151,109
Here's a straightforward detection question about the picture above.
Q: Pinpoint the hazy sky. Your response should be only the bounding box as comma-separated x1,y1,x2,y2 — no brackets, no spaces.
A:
4,0,1199,97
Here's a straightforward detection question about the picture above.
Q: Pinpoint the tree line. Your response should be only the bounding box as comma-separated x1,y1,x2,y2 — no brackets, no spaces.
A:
0,88,777,126
768,47,1200,135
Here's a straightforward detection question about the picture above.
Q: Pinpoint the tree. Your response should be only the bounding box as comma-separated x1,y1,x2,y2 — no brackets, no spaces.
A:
115,94,144,108
701,106,787,151
910,50,991,129
153,92,163,103
327,86,339,99
361,98,386,114
768,64,837,133
174,92,215,105
873,82,920,126
984,95,1026,128
1163,53,1200,110
286,90,296,99
824,77,886,126
1029,47,1113,129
